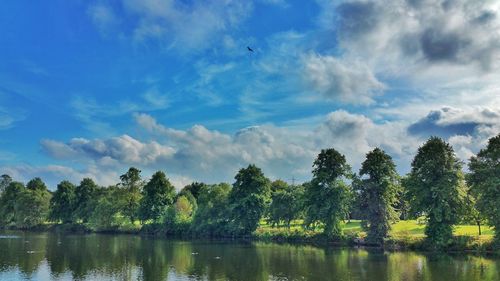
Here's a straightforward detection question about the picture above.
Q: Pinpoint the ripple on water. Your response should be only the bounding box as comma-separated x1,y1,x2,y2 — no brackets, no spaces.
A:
0,235,20,239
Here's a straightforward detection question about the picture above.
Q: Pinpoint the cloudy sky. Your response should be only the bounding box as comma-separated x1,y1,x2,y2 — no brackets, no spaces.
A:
1,0,499,189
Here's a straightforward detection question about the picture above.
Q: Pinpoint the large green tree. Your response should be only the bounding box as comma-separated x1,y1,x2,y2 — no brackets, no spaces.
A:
468,134,500,243
138,171,176,223
0,181,25,225
228,164,271,235
50,180,77,223
268,181,304,228
75,178,98,223
304,148,353,238
191,183,231,235
15,178,51,228
356,148,400,244
405,137,466,248
119,167,144,223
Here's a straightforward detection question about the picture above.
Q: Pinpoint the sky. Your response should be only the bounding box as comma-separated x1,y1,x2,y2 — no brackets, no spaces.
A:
1,0,499,189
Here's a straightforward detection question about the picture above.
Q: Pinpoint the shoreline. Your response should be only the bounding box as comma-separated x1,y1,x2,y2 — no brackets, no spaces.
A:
2,224,498,256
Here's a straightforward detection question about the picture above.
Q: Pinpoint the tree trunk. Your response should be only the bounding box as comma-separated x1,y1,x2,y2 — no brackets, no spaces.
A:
477,221,482,236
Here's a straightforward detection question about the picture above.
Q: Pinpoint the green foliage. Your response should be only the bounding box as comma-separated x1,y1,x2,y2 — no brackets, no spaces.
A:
118,167,144,223
228,164,271,235
180,182,206,200
75,178,99,223
0,181,25,225
164,195,195,234
268,181,304,228
191,183,231,235
356,148,400,245
468,134,500,243
50,180,77,223
405,137,466,249
89,186,123,229
304,148,353,238
15,178,51,228
0,174,12,194
138,171,176,223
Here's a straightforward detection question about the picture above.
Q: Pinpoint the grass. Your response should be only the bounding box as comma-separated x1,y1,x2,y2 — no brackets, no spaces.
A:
255,219,496,251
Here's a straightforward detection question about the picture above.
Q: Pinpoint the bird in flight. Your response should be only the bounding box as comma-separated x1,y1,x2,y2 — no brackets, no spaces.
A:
247,46,254,52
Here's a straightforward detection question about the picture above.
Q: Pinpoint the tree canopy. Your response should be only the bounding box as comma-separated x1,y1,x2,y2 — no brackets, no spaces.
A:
405,137,466,248
356,148,400,244
228,164,271,235
468,134,500,243
304,148,353,238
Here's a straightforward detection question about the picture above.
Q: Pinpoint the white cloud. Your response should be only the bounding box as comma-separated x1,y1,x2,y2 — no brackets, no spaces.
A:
91,0,254,52
303,54,385,105
41,134,175,165
0,164,119,188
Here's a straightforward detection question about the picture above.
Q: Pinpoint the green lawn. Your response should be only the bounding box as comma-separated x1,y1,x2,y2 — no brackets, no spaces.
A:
256,219,495,241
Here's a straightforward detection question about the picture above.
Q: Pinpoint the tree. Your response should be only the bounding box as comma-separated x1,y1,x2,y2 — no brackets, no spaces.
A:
50,181,77,223
0,174,12,194
0,181,25,225
89,186,123,229
304,148,353,238
191,183,231,235
75,178,98,223
356,148,400,244
180,182,206,201
405,137,466,248
268,181,304,228
138,171,176,223
468,134,500,243
119,167,144,223
228,164,271,235
15,178,51,228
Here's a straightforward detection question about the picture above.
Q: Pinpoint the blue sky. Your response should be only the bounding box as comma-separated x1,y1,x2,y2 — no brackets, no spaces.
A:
1,0,500,189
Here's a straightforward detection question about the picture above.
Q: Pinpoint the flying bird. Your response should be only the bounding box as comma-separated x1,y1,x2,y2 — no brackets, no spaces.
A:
247,46,254,52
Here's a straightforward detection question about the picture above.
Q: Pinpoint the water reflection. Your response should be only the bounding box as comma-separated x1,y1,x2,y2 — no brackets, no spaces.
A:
0,231,498,281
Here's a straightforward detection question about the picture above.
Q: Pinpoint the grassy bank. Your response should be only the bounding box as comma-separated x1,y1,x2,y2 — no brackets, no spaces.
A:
3,219,496,253
254,220,496,252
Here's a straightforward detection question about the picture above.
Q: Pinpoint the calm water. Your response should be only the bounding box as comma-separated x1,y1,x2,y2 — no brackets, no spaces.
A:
0,231,498,281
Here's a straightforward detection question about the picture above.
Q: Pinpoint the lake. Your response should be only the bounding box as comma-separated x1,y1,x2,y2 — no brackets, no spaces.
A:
0,231,498,281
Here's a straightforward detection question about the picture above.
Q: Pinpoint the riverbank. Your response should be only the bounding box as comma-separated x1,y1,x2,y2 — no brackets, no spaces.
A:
2,220,498,254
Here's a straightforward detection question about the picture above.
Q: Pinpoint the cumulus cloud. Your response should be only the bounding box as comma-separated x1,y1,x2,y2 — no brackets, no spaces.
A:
408,107,500,138
41,135,175,165
0,164,119,188
303,54,385,104
39,112,420,185
324,0,500,77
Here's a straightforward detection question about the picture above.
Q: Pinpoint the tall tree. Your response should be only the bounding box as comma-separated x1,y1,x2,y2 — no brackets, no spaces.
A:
468,134,500,243
0,181,25,225
356,148,400,244
228,164,271,235
50,181,77,223
0,174,12,194
119,167,144,223
405,137,466,248
304,148,353,238
138,171,176,223
15,178,51,228
75,178,98,223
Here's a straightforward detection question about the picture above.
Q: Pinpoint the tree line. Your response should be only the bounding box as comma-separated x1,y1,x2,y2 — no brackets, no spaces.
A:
0,134,499,249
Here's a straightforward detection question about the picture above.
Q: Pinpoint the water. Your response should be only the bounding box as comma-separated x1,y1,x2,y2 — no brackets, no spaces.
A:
0,231,498,281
